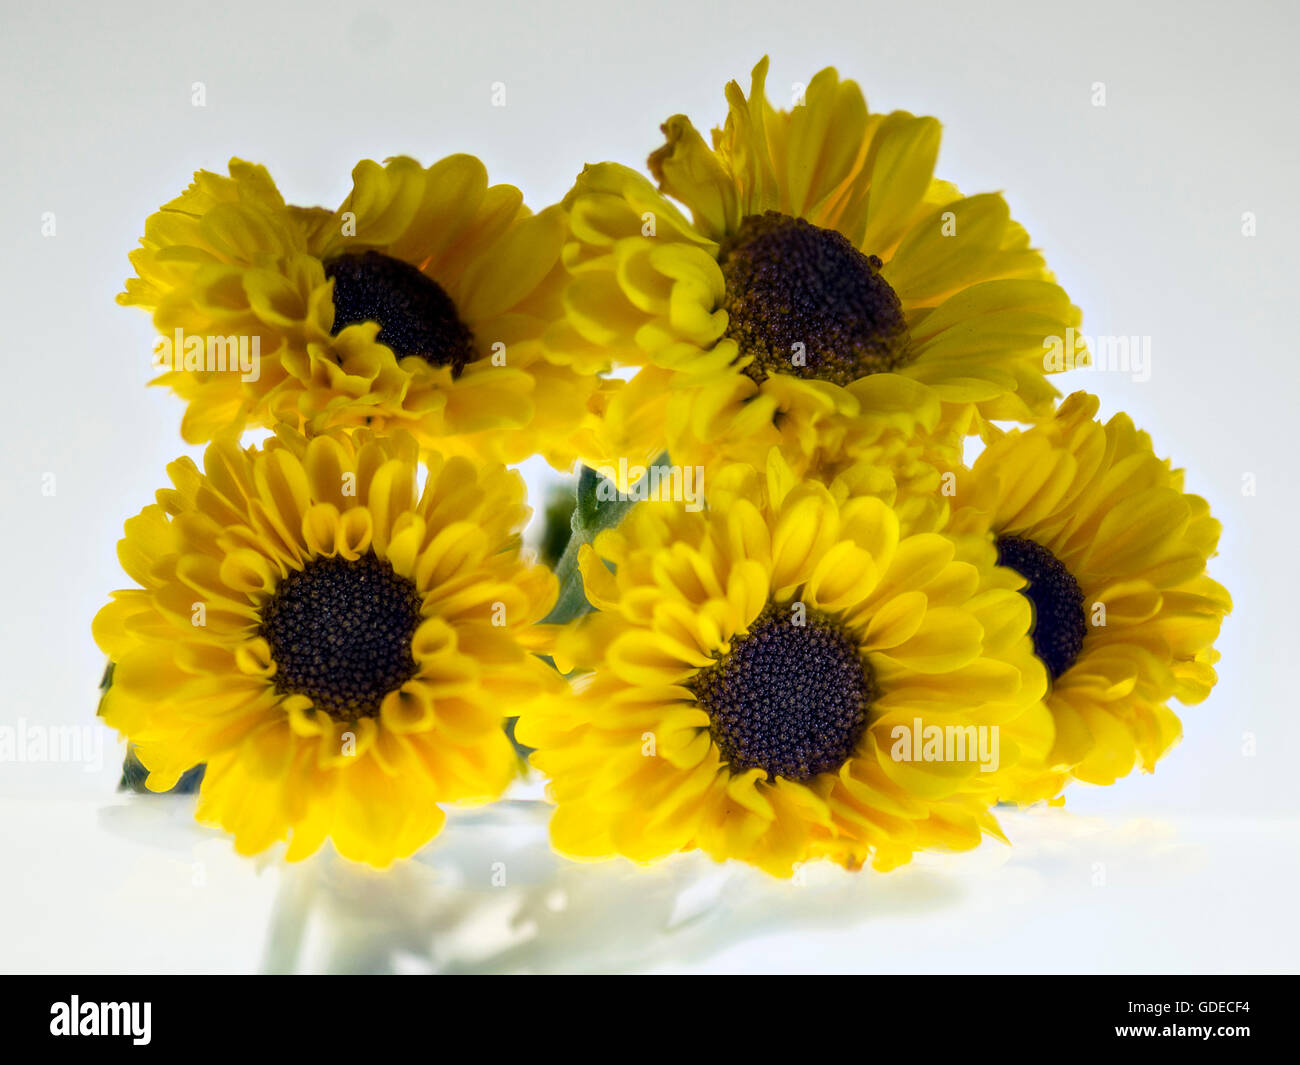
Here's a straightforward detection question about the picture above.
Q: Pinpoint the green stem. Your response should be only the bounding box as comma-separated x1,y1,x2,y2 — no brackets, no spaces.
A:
541,460,664,625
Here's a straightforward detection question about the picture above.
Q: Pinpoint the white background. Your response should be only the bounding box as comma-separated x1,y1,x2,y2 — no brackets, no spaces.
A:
0,0,1296,973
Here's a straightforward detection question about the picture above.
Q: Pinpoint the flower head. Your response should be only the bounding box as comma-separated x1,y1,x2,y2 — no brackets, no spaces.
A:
94,427,558,865
517,453,1051,875
122,155,607,467
951,392,1231,799
559,57,1084,476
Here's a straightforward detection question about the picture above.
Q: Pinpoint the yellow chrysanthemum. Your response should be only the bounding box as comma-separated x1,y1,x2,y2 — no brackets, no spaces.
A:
93,427,559,866
556,57,1085,477
807,398,965,535
121,155,609,467
950,392,1231,800
516,453,1052,876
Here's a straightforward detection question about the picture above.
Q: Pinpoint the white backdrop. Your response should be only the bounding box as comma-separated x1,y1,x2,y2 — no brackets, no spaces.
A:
1,0,1296,973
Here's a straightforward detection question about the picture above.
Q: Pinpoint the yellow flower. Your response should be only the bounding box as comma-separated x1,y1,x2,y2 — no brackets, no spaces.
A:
94,427,559,866
121,155,607,467
950,392,1231,800
808,400,964,535
556,57,1084,476
516,453,1051,876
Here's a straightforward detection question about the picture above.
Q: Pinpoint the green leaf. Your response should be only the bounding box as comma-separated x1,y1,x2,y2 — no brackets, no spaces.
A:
537,483,577,569
542,458,665,626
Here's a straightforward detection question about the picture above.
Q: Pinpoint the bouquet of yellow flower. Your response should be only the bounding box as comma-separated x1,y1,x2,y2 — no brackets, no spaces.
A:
95,59,1229,876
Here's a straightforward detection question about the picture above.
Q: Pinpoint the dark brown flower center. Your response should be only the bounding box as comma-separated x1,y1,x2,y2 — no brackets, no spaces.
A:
718,212,910,386
325,250,477,375
689,601,873,781
259,551,423,720
996,535,1087,680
